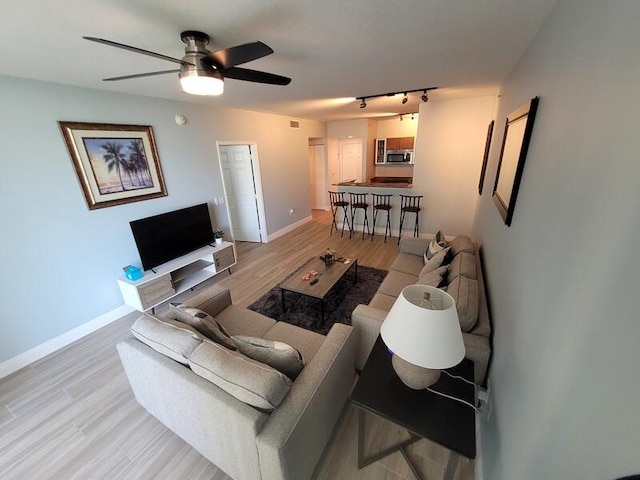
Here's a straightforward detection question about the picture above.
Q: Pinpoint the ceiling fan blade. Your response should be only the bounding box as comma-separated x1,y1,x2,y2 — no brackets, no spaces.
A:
83,36,192,66
103,69,180,82
206,41,274,68
223,66,291,86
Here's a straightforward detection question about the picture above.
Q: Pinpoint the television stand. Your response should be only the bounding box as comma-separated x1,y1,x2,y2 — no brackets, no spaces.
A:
118,241,237,311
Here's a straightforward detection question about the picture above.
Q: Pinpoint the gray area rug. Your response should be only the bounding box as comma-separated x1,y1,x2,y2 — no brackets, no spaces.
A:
248,264,387,335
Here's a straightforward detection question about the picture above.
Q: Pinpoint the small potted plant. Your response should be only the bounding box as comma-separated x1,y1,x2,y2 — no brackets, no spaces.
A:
213,229,224,245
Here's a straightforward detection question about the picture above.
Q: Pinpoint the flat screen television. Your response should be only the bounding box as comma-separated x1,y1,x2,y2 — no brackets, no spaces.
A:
130,203,214,271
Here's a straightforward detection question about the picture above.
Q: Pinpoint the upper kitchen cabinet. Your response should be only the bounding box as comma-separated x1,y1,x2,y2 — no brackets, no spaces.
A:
386,137,414,150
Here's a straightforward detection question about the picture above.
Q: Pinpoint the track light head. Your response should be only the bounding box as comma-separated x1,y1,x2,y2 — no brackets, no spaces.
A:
359,98,367,109
402,93,408,105
421,90,429,102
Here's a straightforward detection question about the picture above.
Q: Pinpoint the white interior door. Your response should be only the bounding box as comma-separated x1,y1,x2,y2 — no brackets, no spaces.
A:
340,140,362,182
219,144,263,242
309,144,327,210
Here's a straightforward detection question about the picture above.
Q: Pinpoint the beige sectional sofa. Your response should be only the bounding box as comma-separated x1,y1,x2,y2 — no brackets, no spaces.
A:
352,235,491,385
117,284,355,480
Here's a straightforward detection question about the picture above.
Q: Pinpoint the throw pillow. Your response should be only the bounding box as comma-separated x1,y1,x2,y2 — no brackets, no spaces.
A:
449,235,474,257
188,339,292,411
446,275,479,332
420,247,450,274
130,313,204,365
169,303,236,350
425,230,448,261
417,264,448,287
232,335,305,380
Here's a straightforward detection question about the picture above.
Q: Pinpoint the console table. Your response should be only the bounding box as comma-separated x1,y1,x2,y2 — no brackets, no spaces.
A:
118,242,236,311
351,336,476,480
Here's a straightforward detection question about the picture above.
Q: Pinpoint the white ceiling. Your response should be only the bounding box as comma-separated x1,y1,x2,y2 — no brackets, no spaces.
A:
0,0,556,122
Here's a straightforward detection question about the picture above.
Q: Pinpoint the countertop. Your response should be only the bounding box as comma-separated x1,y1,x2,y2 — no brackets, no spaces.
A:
335,181,412,188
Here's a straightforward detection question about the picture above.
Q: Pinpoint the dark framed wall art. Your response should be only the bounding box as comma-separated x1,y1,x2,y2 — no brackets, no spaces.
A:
478,120,494,195
492,97,539,226
59,121,167,210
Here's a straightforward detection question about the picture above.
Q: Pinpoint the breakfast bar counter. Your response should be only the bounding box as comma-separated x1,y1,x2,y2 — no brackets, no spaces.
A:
331,180,420,239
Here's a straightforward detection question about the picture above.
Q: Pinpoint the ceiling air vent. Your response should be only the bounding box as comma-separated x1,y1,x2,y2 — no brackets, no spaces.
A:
289,120,300,128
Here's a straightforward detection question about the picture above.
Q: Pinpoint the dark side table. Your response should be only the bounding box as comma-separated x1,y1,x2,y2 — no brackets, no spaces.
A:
350,336,476,480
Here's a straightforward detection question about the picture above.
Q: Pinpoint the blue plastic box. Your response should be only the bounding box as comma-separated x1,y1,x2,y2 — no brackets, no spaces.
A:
124,265,143,281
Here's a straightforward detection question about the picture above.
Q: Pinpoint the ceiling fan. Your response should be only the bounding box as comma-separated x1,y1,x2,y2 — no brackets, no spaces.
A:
83,30,291,96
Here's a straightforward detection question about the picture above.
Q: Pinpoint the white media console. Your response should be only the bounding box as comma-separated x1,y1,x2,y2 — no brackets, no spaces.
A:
118,241,237,311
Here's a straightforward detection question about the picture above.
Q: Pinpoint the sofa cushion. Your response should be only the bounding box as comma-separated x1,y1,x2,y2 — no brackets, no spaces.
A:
417,264,448,287
169,303,236,350
446,275,479,332
389,252,425,277
425,230,448,260
262,322,324,364
232,335,305,380
214,304,276,338
419,247,450,275
446,252,477,284
368,292,397,311
449,235,474,257
188,339,292,411
378,271,419,298
130,313,204,365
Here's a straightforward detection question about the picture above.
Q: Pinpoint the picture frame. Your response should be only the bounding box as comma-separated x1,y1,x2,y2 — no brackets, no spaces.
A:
492,97,539,226
478,120,494,195
58,121,167,210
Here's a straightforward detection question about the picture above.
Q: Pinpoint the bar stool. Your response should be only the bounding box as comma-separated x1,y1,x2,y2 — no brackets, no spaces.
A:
328,191,351,237
398,194,423,244
349,192,370,240
371,194,393,243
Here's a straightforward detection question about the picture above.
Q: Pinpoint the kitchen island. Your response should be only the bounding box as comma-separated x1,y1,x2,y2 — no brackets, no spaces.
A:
335,176,412,189
332,178,420,240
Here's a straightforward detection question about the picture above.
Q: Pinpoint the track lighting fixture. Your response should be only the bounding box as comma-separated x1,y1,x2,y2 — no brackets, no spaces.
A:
398,112,418,121
355,87,437,110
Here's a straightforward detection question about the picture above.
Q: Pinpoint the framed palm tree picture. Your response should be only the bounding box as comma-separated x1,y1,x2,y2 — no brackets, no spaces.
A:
59,121,167,210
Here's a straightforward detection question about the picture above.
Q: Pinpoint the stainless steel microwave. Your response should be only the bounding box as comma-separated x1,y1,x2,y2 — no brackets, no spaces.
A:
386,149,413,164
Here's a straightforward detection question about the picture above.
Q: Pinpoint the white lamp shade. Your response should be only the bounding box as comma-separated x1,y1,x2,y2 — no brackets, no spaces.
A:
180,72,224,96
380,285,465,369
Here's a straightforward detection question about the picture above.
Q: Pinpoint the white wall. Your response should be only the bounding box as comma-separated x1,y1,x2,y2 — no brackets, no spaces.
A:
412,96,496,236
474,1,640,479
0,75,324,365
376,115,419,139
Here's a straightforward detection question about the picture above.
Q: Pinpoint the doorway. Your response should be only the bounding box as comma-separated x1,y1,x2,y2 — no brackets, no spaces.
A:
339,140,363,182
309,144,327,210
218,144,266,242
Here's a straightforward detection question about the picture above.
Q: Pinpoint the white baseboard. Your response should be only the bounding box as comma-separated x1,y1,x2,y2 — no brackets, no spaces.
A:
265,215,313,242
0,304,134,380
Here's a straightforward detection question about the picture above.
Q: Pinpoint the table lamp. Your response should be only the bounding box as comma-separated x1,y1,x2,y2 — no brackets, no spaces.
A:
380,285,465,389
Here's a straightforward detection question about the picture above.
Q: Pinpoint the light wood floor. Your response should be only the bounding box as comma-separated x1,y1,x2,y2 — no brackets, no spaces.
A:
0,210,474,480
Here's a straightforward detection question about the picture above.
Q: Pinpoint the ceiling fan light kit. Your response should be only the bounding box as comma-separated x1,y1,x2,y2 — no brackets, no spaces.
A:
84,30,291,96
179,70,224,95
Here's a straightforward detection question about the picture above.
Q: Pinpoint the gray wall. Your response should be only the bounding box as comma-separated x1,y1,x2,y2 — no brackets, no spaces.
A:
474,1,640,478
0,76,324,363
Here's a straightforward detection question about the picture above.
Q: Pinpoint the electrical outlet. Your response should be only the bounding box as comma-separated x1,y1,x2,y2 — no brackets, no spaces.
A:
478,385,492,422
289,208,295,216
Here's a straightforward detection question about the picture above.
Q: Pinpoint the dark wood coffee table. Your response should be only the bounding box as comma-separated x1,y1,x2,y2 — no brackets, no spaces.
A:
280,255,358,322
351,336,476,480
